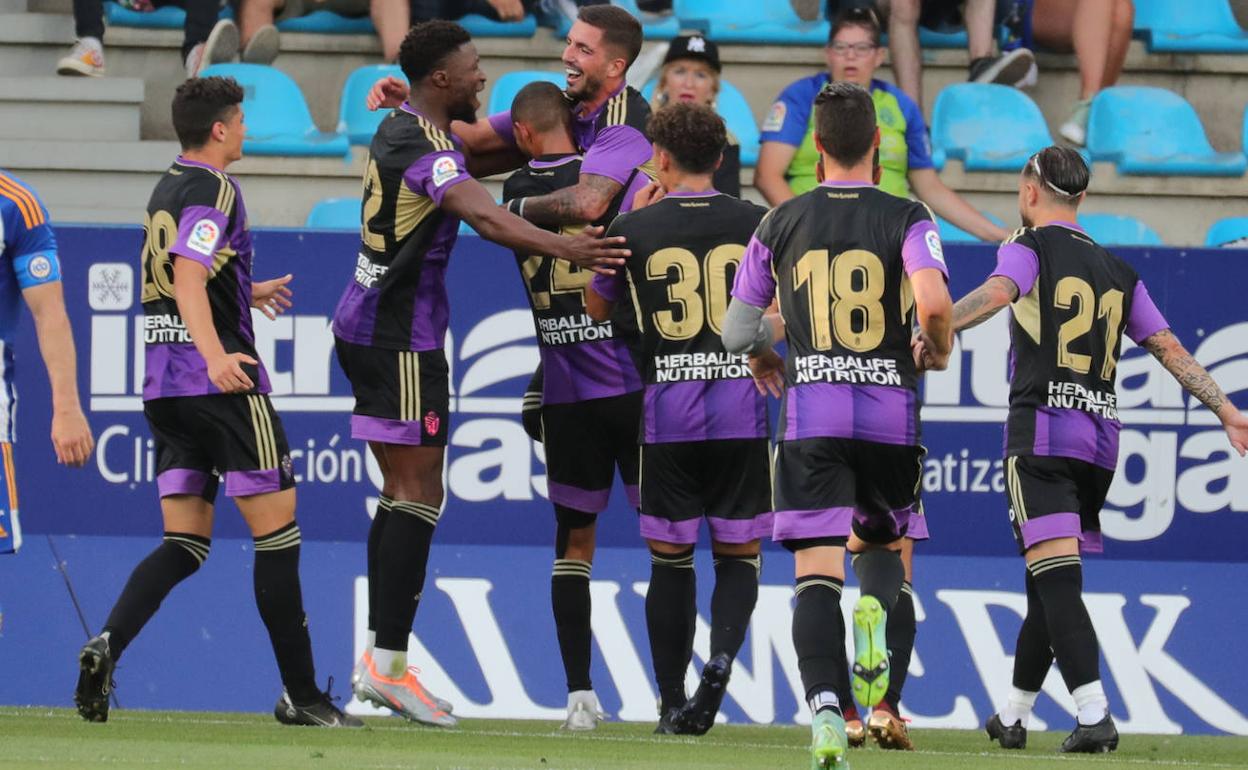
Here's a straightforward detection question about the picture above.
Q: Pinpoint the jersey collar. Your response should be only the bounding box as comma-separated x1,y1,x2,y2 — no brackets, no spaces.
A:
529,154,581,169
575,81,628,123
664,189,721,198
818,179,875,188
1049,220,1087,234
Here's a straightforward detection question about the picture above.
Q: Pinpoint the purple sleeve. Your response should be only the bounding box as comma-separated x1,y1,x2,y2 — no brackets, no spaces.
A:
487,110,517,148
989,241,1040,296
1125,280,1170,344
591,270,626,303
402,149,473,207
615,171,652,215
731,235,777,308
901,219,949,279
170,205,229,269
581,125,652,184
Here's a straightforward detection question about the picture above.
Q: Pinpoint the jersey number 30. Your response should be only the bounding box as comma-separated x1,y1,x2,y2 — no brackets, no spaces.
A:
647,244,745,340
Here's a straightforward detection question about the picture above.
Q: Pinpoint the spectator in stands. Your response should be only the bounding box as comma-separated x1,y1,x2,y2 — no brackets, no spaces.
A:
57,1,236,78
1030,0,1134,146
757,7,1008,242
650,34,740,197
371,0,532,62
798,1,1035,109
200,0,370,66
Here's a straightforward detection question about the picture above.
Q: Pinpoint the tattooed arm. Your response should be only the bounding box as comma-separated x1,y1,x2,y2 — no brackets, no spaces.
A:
515,174,623,227
951,275,1019,332
1141,329,1248,455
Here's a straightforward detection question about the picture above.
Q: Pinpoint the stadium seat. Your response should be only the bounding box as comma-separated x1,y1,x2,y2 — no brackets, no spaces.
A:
931,84,1051,172
1078,213,1164,246
338,65,407,146
1086,87,1247,176
554,0,680,39
640,78,759,166
276,9,373,33
199,63,350,157
486,71,564,115
458,13,538,37
103,1,232,28
674,0,829,45
936,212,1006,244
1206,217,1248,247
305,198,360,229
1133,0,1248,53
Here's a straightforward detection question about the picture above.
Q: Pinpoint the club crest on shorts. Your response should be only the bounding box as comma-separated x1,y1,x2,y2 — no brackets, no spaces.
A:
424,410,440,436
280,454,294,481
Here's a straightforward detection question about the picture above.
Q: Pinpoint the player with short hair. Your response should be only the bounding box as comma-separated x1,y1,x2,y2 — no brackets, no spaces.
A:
73,76,359,727
724,81,953,768
587,102,772,736
501,79,648,730
337,20,630,728
0,169,95,556
944,146,1248,754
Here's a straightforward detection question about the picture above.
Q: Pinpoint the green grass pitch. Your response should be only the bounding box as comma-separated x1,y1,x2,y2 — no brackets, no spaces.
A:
3,707,1248,769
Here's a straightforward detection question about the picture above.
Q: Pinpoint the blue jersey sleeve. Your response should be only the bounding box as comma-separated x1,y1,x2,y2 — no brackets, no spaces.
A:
759,75,823,147
2,180,61,290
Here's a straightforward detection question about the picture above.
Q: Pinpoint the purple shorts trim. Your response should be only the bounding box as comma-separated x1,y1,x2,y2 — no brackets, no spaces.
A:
156,469,213,498
624,483,640,509
906,511,930,541
1079,529,1104,554
639,514,700,543
773,506,854,542
350,414,428,446
548,481,610,514
638,513,774,545
223,468,282,498
1020,512,1082,549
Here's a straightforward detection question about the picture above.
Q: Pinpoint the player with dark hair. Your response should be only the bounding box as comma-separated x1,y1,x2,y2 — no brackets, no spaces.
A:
500,79,649,730
337,20,630,728
724,81,952,768
587,103,771,736
944,145,1248,754
0,169,95,556
73,76,358,728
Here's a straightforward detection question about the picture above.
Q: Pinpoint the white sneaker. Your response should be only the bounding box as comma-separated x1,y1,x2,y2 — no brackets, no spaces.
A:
57,38,105,77
1059,99,1092,147
562,690,606,731
242,23,280,65
188,18,240,77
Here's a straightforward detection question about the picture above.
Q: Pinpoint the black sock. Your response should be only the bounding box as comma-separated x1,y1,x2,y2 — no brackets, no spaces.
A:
253,522,319,704
851,549,905,613
1030,555,1100,692
366,495,394,634
102,532,209,658
551,558,593,693
883,580,917,710
709,553,759,661
646,547,696,712
375,500,439,651
792,574,846,716
1013,569,1055,692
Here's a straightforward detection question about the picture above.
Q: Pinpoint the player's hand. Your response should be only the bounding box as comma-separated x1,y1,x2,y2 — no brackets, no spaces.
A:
559,225,629,276
749,349,785,398
486,0,524,20
631,181,665,211
367,76,409,111
912,331,948,373
208,352,257,394
252,273,294,320
50,408,94,467
1221,407,1248,457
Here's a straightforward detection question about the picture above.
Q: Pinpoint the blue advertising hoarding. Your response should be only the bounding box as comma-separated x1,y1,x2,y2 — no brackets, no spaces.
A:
0,226,1245,735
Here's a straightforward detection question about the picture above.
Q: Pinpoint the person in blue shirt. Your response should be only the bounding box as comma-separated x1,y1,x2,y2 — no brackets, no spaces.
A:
0,169,94,554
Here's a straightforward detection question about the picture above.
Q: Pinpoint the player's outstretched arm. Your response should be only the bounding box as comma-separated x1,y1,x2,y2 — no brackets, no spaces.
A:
366,76,409,111
513,173,623,227
585,285,614,323
1142,329,1248,456
172,257,257,394
252,273,294,320
911,267,954,371
951,275,1018,332
21,281,93,467
442,177,628,275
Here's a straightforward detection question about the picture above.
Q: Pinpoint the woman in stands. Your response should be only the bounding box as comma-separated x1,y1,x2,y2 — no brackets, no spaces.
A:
649,34,741,197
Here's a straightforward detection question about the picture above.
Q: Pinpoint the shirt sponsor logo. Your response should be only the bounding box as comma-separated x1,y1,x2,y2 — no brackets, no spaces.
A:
27,254,53,280
186,219,221,257
1047,380,1119,419
653,351,751,383
353,253,389,289
762,101,786,133
925,230,946,264
536,314,615,346
143,313,192,344
432,156,460,188
794,354,902,386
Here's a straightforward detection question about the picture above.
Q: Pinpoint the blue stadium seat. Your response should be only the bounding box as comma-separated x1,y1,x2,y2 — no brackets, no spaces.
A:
306,198,360,229
1078,213,1164,246
277,9,373,33
1086,87,1247,176
931,84,1051,172
1133,0,1248,53
486,70,564,115
338,64,407,146
459,12,538,37
936,212,1006,244
640,78,759,166
199,63,350,157
1206,217,1248,247
554,0,680,40
674,0,829,45
103,1,232,28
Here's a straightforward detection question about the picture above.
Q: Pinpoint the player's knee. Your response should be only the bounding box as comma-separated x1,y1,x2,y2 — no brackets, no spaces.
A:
555,506,596,560
1113,0,1133,30
710,539,760,558
646,538,692,556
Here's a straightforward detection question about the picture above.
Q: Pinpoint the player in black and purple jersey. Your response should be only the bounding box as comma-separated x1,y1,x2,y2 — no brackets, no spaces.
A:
501,81,650,730
723,81,953,768
587,103,772,736
334,21,630,728
74,76,359,728
945,146,1248,755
